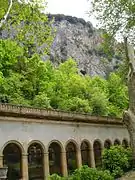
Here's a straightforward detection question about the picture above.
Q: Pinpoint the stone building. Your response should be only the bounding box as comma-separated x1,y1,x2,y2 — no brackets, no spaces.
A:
0,104,129,180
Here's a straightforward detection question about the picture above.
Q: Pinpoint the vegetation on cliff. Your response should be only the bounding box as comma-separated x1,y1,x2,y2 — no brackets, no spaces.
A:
0,0,130,118
0,39,128,117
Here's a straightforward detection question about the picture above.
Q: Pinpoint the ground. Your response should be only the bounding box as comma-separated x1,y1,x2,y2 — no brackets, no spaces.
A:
118,171,135,180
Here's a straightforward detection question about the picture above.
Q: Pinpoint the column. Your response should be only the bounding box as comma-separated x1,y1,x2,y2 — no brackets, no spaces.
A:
0,155,3,168
43,152,49,180
100,146,104,167
61,150,68,177
89,148,95,168
22,154,29,180
76,148,82,168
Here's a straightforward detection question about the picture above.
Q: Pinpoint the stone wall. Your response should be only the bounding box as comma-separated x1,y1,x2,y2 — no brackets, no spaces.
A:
0,104,130,179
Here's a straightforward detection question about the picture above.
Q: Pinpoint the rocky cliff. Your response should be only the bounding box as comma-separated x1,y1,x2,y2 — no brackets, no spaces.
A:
0,13,120,77
49,14,120,77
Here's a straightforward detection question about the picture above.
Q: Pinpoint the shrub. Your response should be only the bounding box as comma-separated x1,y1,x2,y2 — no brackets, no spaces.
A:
70,165,114,180
102,145,132,178
49,174,67,180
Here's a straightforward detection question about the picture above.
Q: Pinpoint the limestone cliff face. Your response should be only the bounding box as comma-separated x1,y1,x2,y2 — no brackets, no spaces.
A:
0,14,120,77
49,14,119,77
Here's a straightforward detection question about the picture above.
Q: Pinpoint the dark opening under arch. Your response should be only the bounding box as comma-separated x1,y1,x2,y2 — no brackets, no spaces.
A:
104,140,112,149
3,143,22,180
81,141,90,167
114,139,121,146
122,139,128,148
28,143,44,180
66,142,77,174
49,142,62,175
93,140,102,168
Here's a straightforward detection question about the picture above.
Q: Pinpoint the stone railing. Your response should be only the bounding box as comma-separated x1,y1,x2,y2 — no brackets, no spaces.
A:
0,103,122,125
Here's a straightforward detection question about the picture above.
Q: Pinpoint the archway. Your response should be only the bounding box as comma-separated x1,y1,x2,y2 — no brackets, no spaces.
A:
49,142,62,175
122,139,129,148
66,141,77,174
3,143,22,180
93,140,102,168
104,139,112,149
28,143,44,180
114,139,121,145
81,141,90,167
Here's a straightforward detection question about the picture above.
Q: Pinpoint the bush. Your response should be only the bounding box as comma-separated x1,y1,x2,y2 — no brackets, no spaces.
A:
102,145,132,178
49,174,67,180
70,165,114,180
49,166,114,180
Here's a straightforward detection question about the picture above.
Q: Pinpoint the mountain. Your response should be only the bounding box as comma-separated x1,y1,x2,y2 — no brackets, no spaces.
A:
0,13,120,77
48,14,120,77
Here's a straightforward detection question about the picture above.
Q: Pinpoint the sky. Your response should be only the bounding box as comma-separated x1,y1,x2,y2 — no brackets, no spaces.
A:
46,0,97,27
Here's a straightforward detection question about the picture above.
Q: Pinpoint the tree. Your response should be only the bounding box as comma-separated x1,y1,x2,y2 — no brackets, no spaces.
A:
0,0,54,104
0,0,54,58
90,0,135,165
0,0,13,28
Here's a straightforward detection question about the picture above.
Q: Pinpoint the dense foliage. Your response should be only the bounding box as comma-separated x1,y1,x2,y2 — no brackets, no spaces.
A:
49,166,113,180
0,0,54,57
0,39,128,117
102,145,132,178
89,0,135,45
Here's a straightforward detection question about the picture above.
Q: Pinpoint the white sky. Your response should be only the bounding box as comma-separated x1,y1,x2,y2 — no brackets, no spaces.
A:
46,0,97,27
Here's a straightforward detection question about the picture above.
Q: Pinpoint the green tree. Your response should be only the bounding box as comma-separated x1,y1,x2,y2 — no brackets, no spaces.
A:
90,0,135,165
107,73,128,117
0,0,54,58
102,146,132,178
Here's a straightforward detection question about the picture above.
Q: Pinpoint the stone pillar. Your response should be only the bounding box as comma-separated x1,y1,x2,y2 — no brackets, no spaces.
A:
61,150,68,177
43,152,49,180
100,146,104,167
89,148,95,168
76,148,82,168
22,154,29,180
0,156,3,168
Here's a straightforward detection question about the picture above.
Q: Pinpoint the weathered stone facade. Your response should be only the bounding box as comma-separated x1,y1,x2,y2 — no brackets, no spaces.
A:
0,104,129,180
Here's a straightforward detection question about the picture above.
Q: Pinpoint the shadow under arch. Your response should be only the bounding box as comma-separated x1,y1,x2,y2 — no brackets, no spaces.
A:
27,140,46,153
27,140,45,180
48,140,64,176
65,139,78,174
47,140,64,152
80,139,92,149
2,140,24,180
1,140,25,155
80,139,92,167
93,139,103,168
104,139,112,149
114,139,121,145
122,138,129,148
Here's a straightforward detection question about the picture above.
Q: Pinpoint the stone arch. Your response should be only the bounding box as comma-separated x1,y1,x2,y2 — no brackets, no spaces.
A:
122,139,129,148
1,140,25,155
93,139,103,168
80,140,91,167
27,140,45,180
47,140,64,152
65,139,79,150
48,140,63,175
80,139,92,149
27,140,46,153
2,140,23,179
65,139,78,174
114,139,121,145
104,139,112,149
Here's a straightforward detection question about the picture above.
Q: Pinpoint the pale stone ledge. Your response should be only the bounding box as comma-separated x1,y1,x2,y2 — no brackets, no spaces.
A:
0,103,122,125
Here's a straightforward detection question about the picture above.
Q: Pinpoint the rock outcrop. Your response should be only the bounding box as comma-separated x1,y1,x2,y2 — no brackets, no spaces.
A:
48,14,120,77
0,13,120,77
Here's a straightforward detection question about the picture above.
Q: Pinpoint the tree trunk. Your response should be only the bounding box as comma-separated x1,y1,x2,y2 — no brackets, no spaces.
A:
123,37,135,166
0,0,13,28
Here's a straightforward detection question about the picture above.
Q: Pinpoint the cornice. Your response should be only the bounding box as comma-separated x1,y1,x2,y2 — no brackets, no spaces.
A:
0,103,123,125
